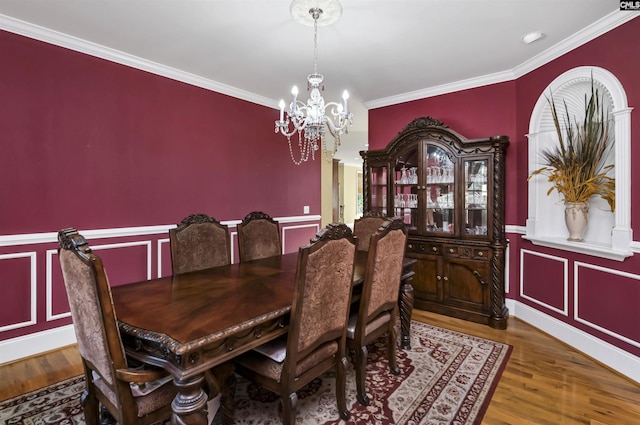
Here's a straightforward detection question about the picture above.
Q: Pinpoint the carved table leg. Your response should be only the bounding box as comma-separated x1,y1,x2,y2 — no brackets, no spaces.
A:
171,373,209,425
398,272,415,350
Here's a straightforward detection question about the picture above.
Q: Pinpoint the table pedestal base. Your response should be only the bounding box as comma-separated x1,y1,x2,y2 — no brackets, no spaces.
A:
171,374,208,425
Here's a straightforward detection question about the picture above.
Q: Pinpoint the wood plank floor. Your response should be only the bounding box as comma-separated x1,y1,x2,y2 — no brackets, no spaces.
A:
1,310,639,424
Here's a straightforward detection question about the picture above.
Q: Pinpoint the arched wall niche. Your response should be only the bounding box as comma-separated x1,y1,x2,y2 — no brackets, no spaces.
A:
526,66,633,261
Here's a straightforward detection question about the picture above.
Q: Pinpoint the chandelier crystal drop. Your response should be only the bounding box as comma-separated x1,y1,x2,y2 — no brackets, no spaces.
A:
275,2,353,165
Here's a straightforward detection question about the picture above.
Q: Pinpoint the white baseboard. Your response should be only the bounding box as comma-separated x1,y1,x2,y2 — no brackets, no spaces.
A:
0,325,76,364
509,301,640,385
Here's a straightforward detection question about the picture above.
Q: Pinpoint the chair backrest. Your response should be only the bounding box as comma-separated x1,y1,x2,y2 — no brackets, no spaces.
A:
353,211,387,252
237,211,282,262
285,223,356,366
359,217,408,322
169,213,231,274
57,227,136,412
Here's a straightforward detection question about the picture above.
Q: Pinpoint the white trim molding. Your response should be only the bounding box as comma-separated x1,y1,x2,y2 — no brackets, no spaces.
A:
0,324,76,365
365,11,636,109
574,261,640,350
520,249,569,316
0,215,322,248
0,14,275,110
46,249,70,322
0,252,37,332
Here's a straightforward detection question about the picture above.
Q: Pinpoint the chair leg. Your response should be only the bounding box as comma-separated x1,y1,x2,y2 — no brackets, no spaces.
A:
80,389,100,425
355,344,370,406
336,355,350,420
99,406,116,425
388,324,400,376
282,391,298,425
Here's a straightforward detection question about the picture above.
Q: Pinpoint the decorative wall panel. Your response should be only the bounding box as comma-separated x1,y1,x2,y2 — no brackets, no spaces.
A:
574,262,640,349
520,249,568,316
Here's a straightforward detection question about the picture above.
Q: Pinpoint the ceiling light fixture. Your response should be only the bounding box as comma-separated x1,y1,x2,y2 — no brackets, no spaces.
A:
275,0,353,165
522,31,544,44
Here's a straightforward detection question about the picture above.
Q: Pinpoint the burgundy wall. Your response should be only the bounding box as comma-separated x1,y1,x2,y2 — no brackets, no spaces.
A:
0,29,320,234
0,29,322,344
369,81,519,226
368,17,640,358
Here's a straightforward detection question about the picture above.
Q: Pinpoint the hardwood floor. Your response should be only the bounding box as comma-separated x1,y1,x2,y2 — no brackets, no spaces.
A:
1,311,639,424
0,344,83,401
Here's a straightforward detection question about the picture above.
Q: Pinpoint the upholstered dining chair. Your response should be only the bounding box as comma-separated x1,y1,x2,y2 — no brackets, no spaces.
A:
233,223,357,425
169,213,231,274
237,211,282,262
346,217,408,406
57,227,177,425
353,210,387,252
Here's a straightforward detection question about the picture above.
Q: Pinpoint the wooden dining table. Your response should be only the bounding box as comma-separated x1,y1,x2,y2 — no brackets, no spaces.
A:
111,251,415,425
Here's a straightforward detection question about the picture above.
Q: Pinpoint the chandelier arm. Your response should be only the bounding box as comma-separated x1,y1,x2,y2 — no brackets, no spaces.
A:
324,113,352,133
276,121,301,138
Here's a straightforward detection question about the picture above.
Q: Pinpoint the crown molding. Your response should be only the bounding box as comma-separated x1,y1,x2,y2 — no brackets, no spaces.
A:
511,11,639,79
363,69,516,110
365,11,639,110
0,14,276,109
1,11,637,112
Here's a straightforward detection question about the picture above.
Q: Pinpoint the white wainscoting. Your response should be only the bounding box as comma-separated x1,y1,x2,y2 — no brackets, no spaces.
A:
0,215,321,364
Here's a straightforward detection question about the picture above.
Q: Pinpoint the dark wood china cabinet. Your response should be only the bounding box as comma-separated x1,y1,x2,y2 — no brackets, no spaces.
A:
361,117,509,329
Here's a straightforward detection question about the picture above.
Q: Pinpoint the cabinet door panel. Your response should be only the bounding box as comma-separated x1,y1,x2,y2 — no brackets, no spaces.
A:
368,165,388,215
464,158,489,237
393,144,420,233
445,259,490,312
409,254,441,302
425,143,456,235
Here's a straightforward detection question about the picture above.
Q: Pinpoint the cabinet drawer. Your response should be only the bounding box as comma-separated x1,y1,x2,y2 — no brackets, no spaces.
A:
444,245,460,257
443,245,490,260
472,248,490,260
407,241,442,255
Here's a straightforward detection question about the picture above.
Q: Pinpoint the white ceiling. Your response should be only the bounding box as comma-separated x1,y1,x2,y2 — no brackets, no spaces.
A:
0,1,631,165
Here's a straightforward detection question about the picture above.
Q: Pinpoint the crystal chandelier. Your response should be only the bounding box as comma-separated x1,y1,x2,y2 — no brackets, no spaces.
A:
275,1,353,165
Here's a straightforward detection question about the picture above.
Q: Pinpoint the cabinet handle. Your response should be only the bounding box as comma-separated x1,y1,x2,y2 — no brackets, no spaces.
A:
443,276,449,282
432,246,437,252
449,248,454,254
478,251,484,256
436,275,442,281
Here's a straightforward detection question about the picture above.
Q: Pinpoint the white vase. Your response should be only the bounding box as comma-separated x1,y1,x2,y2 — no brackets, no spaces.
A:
564,202,589,242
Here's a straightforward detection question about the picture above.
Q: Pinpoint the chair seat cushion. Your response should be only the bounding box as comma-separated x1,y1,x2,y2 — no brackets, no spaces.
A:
253,335,288,362
93,372,177,417
346,311,391,340
237,340,339,382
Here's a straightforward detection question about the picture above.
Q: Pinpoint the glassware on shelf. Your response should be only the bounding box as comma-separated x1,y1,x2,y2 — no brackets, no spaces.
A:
399,166,408,184
409,167,418,184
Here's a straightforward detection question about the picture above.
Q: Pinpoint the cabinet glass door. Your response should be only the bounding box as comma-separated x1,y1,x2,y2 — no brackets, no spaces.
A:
464,159,488,235
425,144,455,234
393,146,419,232
369,166,388,216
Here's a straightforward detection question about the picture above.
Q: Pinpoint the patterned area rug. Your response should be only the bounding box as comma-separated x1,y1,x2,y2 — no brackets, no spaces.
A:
0,321,511,425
